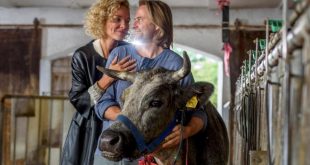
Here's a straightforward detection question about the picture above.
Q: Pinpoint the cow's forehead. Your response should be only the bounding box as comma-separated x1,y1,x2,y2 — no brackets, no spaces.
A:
129,79,167,97
137,68,173,82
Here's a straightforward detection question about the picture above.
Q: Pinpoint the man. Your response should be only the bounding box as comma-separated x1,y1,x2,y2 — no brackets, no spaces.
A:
95,1,207,164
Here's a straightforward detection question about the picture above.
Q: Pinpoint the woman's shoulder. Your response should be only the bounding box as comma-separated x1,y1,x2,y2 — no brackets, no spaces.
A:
73,41,96,56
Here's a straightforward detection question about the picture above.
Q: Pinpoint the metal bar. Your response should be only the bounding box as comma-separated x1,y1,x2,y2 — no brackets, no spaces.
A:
265,18,269,79
25,117,29,163
267,1,309,53
0,23,267,30
264,17,274,165
13,101,17,165
289,0,310,27
0,24,82,29
301,33,310,164
48,100,53,165
59,100,65,164
0,101,3,164
282,0,292,164
1,94,67,102
254,39,261,150
248,7,309,83
38,99,42,164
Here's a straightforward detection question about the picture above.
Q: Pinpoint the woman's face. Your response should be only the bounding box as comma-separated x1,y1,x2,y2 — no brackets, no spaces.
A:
105,5,130,41
132,5,158,44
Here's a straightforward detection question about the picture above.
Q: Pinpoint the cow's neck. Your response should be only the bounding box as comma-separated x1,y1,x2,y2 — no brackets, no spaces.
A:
153,147,183,165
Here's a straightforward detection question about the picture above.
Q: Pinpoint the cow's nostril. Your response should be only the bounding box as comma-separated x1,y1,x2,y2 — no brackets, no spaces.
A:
110,136,120,146
99,130,124,153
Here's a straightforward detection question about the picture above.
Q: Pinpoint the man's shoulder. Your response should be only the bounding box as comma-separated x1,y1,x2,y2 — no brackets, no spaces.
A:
113,43,133,51
163,49,183,62
110,44,134,57
117,41,130,47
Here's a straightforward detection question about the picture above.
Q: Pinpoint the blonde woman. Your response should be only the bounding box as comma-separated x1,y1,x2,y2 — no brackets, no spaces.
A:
61,0,135,164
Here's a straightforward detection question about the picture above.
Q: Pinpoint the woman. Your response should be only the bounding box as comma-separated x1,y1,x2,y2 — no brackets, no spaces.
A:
61,0,135,164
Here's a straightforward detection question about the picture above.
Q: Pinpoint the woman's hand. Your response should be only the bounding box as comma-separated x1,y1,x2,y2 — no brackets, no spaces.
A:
97,55,136,90
109,55,136,72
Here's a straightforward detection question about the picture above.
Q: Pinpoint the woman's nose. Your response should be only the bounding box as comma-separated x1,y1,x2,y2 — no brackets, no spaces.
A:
120,20,129,29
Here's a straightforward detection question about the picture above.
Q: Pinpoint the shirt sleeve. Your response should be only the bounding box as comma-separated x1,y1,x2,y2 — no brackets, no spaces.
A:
88,82,106,105
191,105,208,131
95,84,119,120
94,49,120,120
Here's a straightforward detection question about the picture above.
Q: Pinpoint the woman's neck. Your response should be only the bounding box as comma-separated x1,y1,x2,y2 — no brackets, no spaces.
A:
100,38,117,58
136,43,164,59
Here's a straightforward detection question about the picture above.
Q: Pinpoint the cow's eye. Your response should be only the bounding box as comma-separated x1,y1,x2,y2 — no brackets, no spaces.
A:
149,100,163,108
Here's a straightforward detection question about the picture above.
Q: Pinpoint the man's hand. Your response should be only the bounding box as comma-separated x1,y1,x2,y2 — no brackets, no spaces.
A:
161,124,191,149
161,117,204,149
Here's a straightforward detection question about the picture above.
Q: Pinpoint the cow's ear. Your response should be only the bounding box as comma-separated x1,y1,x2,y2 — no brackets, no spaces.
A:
176,82,214,109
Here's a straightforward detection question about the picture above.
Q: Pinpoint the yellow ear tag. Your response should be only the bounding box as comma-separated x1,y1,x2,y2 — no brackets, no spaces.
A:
186,96,198,109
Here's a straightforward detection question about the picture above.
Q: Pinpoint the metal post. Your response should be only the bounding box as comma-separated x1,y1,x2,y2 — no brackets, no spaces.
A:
264,18,274,165
282,0,291,164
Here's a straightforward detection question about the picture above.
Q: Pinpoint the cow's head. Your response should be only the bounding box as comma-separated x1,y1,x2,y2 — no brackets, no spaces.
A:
96,51,214,161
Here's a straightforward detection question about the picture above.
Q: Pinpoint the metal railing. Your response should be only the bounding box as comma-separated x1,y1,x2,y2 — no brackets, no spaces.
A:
0,94,75,165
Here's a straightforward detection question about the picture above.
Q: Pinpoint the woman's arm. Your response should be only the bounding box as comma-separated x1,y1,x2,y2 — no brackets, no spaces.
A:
69,51,93,116
88,55,136,104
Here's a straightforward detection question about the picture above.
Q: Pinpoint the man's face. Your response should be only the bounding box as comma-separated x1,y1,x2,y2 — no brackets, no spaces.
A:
132,5,158,44
105,5,130,41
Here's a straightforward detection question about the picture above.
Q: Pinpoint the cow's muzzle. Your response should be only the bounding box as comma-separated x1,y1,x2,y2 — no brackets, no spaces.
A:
99,129,135,161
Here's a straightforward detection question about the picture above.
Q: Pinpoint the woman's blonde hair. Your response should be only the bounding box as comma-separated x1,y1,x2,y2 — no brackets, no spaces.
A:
84,0,129,39
139,0,173,48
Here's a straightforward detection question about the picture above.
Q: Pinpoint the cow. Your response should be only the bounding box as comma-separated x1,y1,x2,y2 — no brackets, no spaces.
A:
96,51,229,165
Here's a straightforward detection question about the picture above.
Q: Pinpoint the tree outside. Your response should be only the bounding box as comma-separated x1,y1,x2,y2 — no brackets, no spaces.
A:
173,47,218,106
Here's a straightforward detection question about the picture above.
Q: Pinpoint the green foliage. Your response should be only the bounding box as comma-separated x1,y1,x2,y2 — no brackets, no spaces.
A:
173,48,218,106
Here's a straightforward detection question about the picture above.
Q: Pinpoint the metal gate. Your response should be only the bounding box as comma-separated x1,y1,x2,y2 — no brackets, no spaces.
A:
0,95,75,165
233,1,309,165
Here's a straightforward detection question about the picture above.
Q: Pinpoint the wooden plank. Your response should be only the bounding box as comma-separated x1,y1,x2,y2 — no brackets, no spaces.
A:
249,150,267,165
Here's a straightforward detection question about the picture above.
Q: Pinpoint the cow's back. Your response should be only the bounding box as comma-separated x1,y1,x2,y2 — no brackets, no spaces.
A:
187,102,229,165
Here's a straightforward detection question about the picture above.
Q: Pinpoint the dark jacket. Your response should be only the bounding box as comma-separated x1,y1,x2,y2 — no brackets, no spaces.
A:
61,40,127,165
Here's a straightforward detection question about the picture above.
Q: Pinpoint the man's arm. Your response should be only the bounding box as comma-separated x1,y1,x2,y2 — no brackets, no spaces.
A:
103,106,121,120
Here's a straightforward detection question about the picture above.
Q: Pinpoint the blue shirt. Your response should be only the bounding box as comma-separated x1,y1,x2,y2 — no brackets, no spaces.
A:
95,44,194,123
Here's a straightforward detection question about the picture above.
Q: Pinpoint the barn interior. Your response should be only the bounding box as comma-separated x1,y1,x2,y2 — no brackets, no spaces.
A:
0,0,309,164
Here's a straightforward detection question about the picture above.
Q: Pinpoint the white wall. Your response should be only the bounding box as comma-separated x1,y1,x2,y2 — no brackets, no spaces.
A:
0,6,282,107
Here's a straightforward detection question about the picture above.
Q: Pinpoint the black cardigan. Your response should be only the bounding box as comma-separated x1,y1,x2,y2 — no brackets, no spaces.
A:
61,40,127,165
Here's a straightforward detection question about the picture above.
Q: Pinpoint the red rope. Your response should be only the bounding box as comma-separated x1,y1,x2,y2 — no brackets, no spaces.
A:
217,0,230,10
185,139,189,165
138,155,157,165
224,43,232,77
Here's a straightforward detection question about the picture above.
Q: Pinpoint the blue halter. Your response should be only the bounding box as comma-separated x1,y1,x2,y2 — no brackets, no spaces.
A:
116,114,177,154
